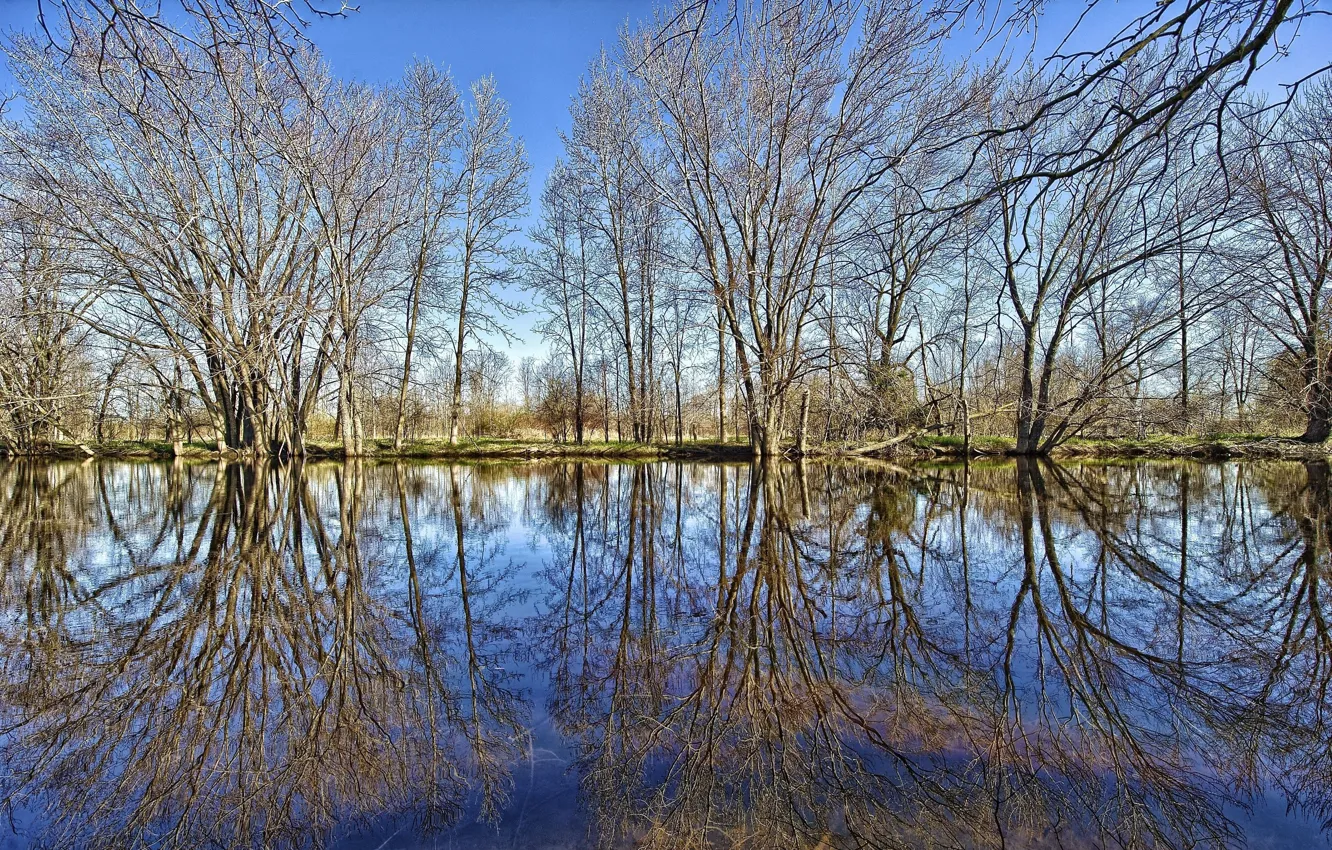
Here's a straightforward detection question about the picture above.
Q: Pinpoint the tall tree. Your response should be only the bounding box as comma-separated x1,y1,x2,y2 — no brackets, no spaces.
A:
564,57,657,442
527,162,595,443
392,61,464,449
2,27,335,456
0,211,94,453
625,0,975,456
1235,80,1332,442
293,77,409,457
978,71,1228,454
447,77,527,445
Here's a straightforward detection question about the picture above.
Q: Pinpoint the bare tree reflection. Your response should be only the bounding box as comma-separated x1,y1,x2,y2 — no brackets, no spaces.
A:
533,459,1332,849
0,460,527,849
1,458,1332,848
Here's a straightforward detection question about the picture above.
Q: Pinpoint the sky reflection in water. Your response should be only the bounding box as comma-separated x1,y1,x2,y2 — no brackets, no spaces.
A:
0,458,1328,849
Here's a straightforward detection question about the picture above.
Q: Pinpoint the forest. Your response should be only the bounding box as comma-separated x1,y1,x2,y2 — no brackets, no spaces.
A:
0,0,1327,458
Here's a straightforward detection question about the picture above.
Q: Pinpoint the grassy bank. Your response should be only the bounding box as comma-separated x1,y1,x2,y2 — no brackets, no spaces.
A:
306,438,755,460
0,438,756,461
805,433,1331,460
3,434,1328,462
912,433,1329,460
1045,434,1329,459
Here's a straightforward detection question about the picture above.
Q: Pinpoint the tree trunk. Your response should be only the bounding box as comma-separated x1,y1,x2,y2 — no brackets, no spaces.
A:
674,369,683,446
394,273,423,451
1302,378,1332,442
449,260,472,446
1178,255,1190,434
717,307,726,443
961,396,971,456
339,367,362,457
753,401,782,460
1014,324,1043,455
795,388,810,456
449,341,465,446
602,363,611,443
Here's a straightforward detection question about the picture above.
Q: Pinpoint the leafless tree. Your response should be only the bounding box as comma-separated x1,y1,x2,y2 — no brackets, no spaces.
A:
563,56,662,442
526,162,595,443
673,1,1327,180
290,75,410,456
976,67,1231,453
0,210,95,453
624,0,982,457
1233,80,1332,441
446,77,527,445
391,60,464,450
1,27,340,456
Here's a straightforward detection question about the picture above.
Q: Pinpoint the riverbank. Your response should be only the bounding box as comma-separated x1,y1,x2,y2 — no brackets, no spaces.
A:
807,433,1332,461
916,434,1332,460
2,434,1328,462
0,438,757,461
305,438,757,461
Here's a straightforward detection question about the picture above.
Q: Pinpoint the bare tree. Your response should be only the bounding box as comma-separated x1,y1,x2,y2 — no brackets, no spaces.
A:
447,77,527,445
391,60,464,449
1234,80,1332,441
2,28,339,456
526,162,595,443
37,0,355,109
625,0,979,457
291,76,410,457
976,69,1230,454
0,211,95,453
563,56,659,442
661,2,1326,184
658,274,704,445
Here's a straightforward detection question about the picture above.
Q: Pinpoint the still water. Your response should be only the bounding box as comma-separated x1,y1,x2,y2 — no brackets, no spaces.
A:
0,458,1328,849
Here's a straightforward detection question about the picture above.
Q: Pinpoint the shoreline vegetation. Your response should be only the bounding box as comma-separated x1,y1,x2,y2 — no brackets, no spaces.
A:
5,434,1331,462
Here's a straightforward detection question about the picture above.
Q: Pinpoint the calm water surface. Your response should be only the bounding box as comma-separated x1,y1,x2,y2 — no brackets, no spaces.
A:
0,458,1329,849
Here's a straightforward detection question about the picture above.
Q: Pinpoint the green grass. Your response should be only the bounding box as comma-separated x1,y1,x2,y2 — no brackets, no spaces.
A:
2,439,216,458
100,439,215,455
903,432,1327,459
915,434,1014,453
306,437,749,460
2,437,755,460
1052,433,1324,458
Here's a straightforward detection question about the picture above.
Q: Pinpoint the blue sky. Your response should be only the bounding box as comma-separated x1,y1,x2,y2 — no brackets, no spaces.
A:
305,1,662,358
308,1,656,226
1,0,1323,206
0,0,661,359
0,1,658,219
300,1,1329,363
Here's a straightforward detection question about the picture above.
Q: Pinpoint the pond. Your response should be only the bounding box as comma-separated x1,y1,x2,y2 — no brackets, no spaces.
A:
0,458,1328,849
